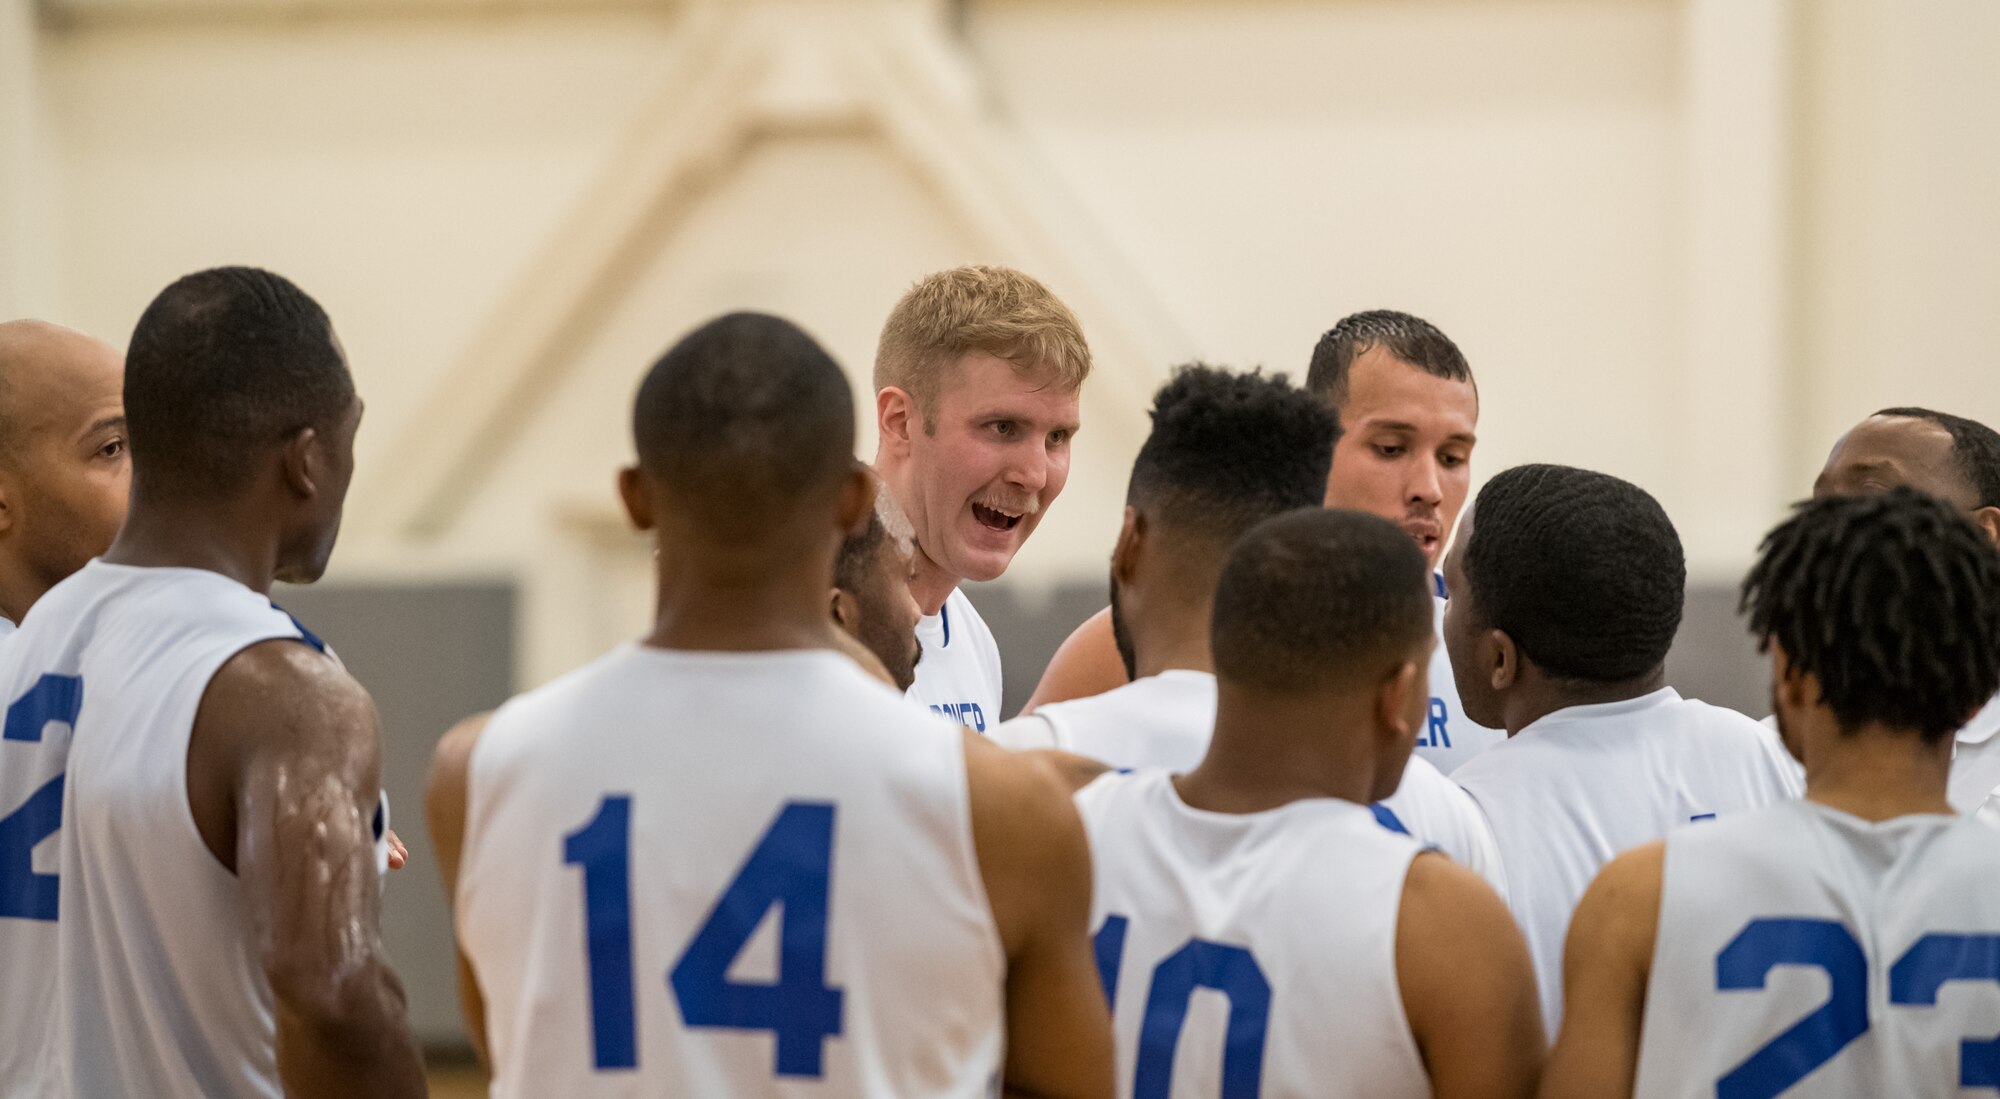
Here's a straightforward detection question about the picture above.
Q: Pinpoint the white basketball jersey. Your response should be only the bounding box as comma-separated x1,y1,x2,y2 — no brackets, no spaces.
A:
0,561,328,1099
459,644,1006,1098
1416,578,1504,775
1634,799,2000,1098
1454,687,1804,1037
1077,769,1431,1099
0,617,14,642
991,668,1504,892
1947,693,2000,813
907,588,1003,734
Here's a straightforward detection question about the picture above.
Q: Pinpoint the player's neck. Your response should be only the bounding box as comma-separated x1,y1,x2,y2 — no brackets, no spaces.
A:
0,558,43,624
102,503,282,594
647,562,838,654
908,545,958,617
1130,597,1214,678
1803,721,1955,822
1178,689,1379,813
1503,665,1668,735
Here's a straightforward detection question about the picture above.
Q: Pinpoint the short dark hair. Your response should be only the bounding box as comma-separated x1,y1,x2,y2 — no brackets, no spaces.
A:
1212,508,1433,691
833,510,886,594
124,267,354,499
633,313,855,534
1305,309,1473,410
1742,488,2000,742
1464,464,1685,682
1875,406,2000,509
1129,364,1339,552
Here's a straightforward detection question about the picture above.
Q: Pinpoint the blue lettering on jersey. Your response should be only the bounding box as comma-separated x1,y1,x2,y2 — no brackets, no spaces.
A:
1417,697,1451,749
928,703,987,733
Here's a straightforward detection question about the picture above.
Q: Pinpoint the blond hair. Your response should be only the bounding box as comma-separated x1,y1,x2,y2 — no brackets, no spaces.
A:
874,265,1091,418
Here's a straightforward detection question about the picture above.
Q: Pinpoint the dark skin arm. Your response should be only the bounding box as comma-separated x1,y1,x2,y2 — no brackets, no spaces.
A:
1537,842,1663,1099
963,732,1117,1099
1397,852,1546,1099
186,640,426,1099
424,712,493,1070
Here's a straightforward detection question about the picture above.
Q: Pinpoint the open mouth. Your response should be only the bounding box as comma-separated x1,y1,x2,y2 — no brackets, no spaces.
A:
972,502,1023,532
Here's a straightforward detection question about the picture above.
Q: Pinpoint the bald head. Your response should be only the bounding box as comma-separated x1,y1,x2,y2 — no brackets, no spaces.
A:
0,319,130,620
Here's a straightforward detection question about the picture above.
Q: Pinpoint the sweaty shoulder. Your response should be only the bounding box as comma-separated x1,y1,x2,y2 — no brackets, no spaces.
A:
962,731,1094,948
1023,606,1127,713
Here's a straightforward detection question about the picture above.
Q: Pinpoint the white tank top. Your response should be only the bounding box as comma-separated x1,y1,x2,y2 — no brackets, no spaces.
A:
994,668,1505,892
1076,769,1431,1099
907,588,1003,733
0,561,327,1099
1417,579,1505,774
1454,687,1806,1037
1634,799,2000,1098
459,644,1006,1098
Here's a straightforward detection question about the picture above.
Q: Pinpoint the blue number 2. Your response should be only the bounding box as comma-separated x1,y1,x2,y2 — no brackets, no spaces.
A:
0,674,84,922
564,797,844,1077
1716,919,1869,1099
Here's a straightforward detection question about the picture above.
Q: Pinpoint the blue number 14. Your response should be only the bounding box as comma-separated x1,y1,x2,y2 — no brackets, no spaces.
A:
563,797,844,1076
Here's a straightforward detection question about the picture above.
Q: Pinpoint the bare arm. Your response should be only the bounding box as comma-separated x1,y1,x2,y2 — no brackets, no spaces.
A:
964,732,1116,1099
1537,843,1663,1099
1397,852,1545,1099
425,712,493,1070
189,640,426,1099
1022,608,1129,715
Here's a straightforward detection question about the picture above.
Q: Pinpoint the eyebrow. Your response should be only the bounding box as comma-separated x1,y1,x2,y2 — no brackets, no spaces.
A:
1359,418,1477,445
82,414,126,438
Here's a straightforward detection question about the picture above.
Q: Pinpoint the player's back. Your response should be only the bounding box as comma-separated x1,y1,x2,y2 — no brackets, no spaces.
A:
1454,686,1802,1035
458,644,1006,1097
3,561,321,1098
1634,798,2000,1097
1076,769,1431,1099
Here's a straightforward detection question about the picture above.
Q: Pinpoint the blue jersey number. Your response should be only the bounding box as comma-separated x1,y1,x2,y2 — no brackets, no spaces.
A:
1718,921,2000,1095
1095,914,1271,1099
0,675,84,922
564,797,844,1077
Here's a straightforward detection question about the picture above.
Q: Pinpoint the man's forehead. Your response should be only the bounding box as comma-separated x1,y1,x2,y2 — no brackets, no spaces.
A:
0,324,124,433
1340,348,1477,432
1820,415,1960,493
940,352,1079,413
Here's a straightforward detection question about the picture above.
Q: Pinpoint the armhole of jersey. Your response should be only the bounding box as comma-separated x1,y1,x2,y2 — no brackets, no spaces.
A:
176,631,327,878
949,733,1011,980
1385,844,1431,1078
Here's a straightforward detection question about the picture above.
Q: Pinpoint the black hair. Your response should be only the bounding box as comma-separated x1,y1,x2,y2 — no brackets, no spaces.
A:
833,510,887,594
1742,488,2000,742
1212,507,1433,691
1464,464,1685,682
124,267,354,499
1875,407,2000,509
632,313,855,534
1305,309,1474,410
1129,363,1340,550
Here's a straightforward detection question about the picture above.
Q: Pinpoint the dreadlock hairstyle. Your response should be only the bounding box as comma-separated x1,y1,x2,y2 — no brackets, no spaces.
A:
1741,487,2000,742
1305,309,1474,411
1875,406,2000,509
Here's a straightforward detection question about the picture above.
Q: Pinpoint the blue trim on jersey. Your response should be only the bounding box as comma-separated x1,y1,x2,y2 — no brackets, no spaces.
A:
939,601,951,648
1433,572,1448,599
270,602,327,654
1370,803,1410,835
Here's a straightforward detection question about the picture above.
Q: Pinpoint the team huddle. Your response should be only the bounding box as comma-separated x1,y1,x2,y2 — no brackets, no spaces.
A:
0,263,1998,1099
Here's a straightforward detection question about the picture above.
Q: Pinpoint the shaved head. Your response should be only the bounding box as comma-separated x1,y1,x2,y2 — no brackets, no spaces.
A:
0,319,130,620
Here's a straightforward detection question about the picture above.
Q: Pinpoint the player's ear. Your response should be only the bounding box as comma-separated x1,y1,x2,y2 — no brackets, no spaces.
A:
1769,641,1811,714
616,465,654,532
1971,505,2000,549
830,587,858,630
280,426,319,500
835,462,875,536
876,387,916,455
1488,628,1519,692
1110,505,1143,585
1378,658,1424,742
